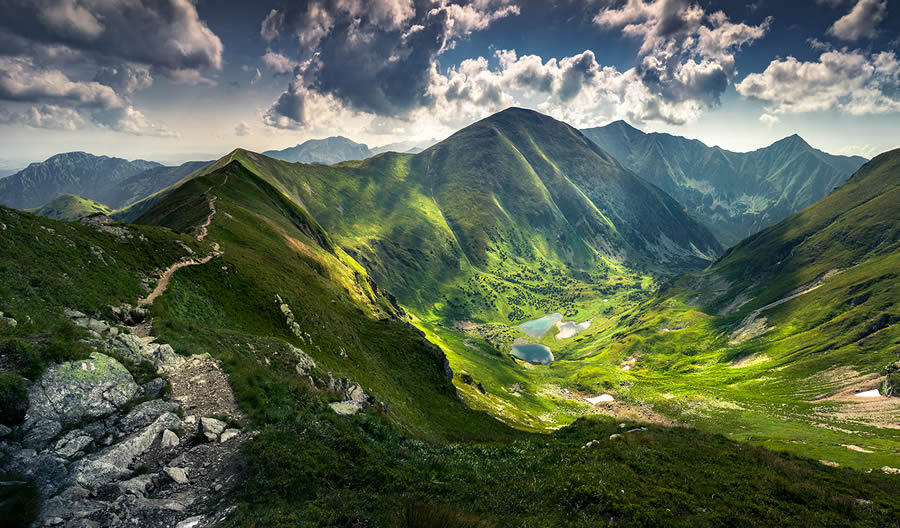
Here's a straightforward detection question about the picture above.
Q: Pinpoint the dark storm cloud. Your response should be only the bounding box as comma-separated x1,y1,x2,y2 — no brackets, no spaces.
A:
0,0,223,76
261,0,520,125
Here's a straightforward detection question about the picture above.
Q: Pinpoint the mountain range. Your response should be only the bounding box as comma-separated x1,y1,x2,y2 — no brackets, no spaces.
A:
581,121,867,246
1,107,898,527
263,136,437,164
0,154,209,212
191,108,721,325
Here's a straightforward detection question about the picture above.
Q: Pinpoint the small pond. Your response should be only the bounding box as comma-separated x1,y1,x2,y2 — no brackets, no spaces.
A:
511,343,554,365
518,313,563,338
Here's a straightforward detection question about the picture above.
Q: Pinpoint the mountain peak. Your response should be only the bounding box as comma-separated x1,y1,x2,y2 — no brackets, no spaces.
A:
772,133,812,150
605,120,643,134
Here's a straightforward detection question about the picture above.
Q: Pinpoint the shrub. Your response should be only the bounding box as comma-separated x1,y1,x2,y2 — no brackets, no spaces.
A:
0,338,43,380
0,474,40,528
0,372,28,427
396,500,489,528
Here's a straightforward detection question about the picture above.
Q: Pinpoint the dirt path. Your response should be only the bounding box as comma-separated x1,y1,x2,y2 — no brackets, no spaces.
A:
138,175,228,307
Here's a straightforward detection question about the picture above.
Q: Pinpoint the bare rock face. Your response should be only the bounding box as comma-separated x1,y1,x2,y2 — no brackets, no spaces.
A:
882,361,900,397
22,353,138,443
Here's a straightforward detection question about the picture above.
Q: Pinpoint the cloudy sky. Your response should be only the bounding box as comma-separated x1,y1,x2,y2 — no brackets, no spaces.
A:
0,0,898,167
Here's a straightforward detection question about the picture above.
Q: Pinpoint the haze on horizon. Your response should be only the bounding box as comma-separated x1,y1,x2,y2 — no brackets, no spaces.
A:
0,0,898,167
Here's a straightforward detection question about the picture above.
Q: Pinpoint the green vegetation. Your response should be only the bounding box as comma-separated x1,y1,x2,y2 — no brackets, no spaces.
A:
2,112,898,525
29,194,112,221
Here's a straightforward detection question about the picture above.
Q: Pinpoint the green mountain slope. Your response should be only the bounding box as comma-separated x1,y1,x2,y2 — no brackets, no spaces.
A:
588,148,900,466
203,109,720,327
581,122,867,246
3,149,898,527
28,194,112,221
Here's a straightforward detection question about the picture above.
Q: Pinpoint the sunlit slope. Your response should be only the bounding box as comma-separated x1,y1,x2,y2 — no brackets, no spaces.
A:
29,194,112,221
594,149,900,466
209,108,720,323
133,159,518,441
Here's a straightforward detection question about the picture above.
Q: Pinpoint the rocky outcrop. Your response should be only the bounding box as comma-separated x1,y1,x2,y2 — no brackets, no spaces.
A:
882,361,900,397
0,309,251,527
22,353,138,448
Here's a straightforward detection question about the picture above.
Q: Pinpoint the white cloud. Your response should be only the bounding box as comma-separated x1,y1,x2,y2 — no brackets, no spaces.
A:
759,113,779,127
430,0,521,49
736,49,900,116
0,56,123,108
827,0,887,41
235,122,251,136
0,104,86,130
593,0,771,116
260,0,520,122
262,50,300,74
92,105,180,137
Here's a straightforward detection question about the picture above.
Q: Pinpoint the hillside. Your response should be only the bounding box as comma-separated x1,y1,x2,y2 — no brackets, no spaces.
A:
581,122,867,246
220,109,720,326
2,155,898,527
28,194,112,221
96,161,210,209
575,148,900,467
0,152,161,210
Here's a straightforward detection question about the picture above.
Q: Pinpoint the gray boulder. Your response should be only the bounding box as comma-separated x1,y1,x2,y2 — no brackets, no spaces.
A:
140,378,168,398
200,417,226,441
22,418,62,449
117,399,178,435
103,334,145,364
6,449,68,498
53,429,94,458
24,353,138,429
68,412,181,488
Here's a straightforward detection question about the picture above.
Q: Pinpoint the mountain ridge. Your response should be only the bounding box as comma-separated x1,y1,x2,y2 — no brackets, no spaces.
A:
0,152,162,210
581,122,867,246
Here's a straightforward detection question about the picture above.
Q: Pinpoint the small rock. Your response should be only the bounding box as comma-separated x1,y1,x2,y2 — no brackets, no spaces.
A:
164,467,189,484
176,515,205,528
184,415,197,425
200,417,227,440
220,428,240,443
119,399,178,434
582,440,601,449
54,431,93,458
119,474,154,496
609,434,623,441
883,466,900,475
626,427,647,434
23,418,62,449
160,429,180,448
44,517,64,526
141,378,168,399
64,308,86,319
0,424,11,437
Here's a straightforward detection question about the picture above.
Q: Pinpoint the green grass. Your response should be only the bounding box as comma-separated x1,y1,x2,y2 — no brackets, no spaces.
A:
28,194,112,222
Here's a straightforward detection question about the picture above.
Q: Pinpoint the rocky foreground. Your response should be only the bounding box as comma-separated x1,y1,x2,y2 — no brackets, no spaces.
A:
1,299,393,527
1,307,250,527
